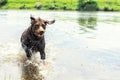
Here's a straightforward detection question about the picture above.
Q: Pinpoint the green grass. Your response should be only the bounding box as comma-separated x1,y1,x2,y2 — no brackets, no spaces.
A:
1,0,78,10
95,0,120,11
0,0,120,11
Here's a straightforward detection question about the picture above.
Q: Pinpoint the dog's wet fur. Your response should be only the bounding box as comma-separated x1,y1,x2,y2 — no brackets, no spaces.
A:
21,16,55,61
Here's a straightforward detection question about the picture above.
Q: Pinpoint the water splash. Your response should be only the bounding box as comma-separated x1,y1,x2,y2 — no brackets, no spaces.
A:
22,60,44,80
0,41,52,80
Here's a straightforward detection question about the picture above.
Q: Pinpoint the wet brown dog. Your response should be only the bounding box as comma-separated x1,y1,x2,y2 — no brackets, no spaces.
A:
21,16,55,62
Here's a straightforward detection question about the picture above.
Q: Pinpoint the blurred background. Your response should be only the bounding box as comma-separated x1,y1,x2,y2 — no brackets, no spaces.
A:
0,0,120,11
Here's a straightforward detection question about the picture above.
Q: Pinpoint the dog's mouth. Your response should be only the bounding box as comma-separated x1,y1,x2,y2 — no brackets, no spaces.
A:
35,31,44,37
39,31,44,35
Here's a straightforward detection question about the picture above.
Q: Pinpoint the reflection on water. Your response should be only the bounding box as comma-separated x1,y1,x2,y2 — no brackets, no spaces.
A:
78,12,97,31
0,10,120,80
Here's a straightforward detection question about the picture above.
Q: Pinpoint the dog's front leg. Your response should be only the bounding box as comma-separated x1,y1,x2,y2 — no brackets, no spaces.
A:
39,49,46,60
25,48,32,60
22,44,32,60
39,49,46,64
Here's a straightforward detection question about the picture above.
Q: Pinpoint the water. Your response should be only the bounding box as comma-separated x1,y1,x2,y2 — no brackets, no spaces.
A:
0,10,120,80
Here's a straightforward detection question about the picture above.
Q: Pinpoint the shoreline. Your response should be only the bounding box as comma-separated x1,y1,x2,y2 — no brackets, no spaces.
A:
0,9,120,12
0,0,120,11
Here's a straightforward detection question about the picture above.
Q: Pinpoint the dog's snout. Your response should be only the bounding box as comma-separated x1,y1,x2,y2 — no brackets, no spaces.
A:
35,26,45,37
39,31,44,35
39,26,45,32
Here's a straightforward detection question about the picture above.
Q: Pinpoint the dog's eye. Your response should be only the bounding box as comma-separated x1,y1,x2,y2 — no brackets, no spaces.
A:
34,25,39,29
41,24,46,29
42,24,45,26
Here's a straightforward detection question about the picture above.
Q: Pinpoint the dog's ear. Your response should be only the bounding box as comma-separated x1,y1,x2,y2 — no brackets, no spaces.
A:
45,20,55,25
30,15,35,20
30,15,36,24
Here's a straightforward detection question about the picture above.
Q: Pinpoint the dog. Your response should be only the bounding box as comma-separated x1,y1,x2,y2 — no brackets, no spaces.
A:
21,15,55,62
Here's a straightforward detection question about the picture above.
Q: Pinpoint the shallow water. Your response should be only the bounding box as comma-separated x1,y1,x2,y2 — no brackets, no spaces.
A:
0,10,120,80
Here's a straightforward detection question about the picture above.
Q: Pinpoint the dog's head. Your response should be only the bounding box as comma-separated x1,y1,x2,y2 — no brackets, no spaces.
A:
30,16,55,38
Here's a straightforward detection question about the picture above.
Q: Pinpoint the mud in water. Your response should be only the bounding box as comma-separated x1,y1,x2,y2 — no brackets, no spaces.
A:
22,60,44,80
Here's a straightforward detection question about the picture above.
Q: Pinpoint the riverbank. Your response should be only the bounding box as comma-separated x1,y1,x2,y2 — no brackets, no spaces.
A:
0,0,120,11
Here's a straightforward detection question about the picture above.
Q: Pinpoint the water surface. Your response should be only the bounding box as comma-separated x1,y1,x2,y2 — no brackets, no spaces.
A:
0,10,120,80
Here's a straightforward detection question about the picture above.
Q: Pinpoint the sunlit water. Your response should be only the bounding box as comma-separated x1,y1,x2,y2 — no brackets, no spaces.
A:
0,10,120,80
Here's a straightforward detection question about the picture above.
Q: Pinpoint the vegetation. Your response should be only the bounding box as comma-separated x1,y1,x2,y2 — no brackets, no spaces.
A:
0,0,120,11
0,0,7,7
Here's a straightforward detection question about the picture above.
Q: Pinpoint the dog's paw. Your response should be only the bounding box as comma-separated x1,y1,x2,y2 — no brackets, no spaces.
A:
40,60,46,65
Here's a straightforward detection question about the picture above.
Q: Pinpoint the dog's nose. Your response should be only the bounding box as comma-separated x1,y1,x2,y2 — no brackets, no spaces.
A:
39,31,44,35
39,26,45,32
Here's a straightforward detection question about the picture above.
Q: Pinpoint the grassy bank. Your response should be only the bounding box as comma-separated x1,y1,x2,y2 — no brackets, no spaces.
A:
0,0,120,11
0,0,78,10
96,0,120,11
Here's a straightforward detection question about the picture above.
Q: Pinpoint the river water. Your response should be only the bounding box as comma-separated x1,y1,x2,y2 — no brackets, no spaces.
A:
0,10,120,80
